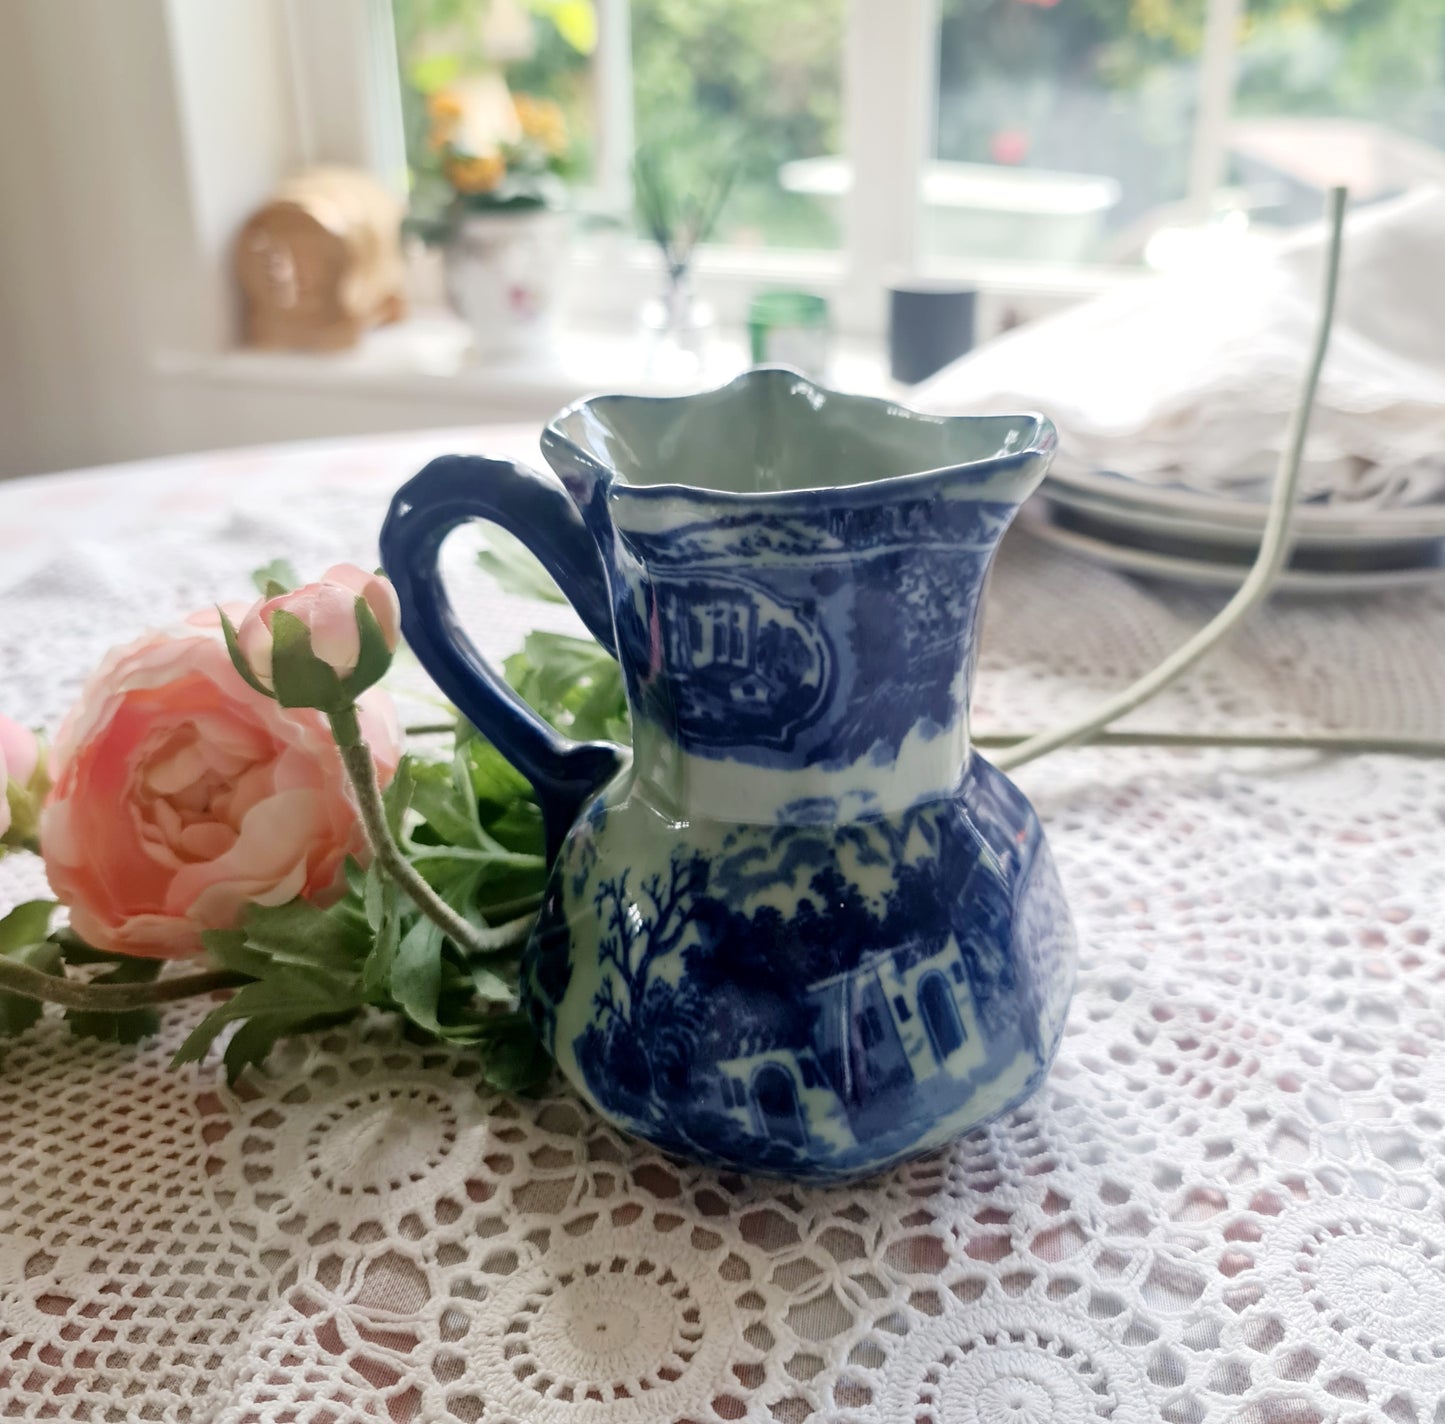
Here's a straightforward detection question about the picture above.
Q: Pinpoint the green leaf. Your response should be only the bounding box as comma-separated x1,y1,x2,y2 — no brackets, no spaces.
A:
477,1017,553,1092
389,917,446,1033
409,758,484,849
200,927,274,981
406,841,544,871
383,756,416,844
343,594,395,699
49,928,126,965
2,780,41,850
409,846,546,914
466,738,536,813
219,1016,293,1082
482,801,546,857
0,901,57,955
65,956,162,1046
503,632,628,743
568,665,631,743
0,996,42,1041
269,608,348,712
0,904,63,1040
466,960,516,1003
171,971,364,1078
66,1005,161,1045
228,899,372,976
0,938,63,1039
361,869,401,1004
163,575,668,1089
344,855,368,900
218,607,274,698
475,529,565,603
362,861,386,932
451,746,488,846
251,559,299,596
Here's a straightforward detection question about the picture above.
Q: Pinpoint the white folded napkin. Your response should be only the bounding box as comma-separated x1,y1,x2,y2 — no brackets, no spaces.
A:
913,186,1445,507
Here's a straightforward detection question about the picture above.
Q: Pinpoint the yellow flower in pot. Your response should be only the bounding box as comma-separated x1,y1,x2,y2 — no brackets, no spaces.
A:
513,95,568,159
445,151,507,194
419,79,574,359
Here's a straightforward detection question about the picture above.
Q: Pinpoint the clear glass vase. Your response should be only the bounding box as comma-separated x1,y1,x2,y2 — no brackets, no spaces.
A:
640,272,714,377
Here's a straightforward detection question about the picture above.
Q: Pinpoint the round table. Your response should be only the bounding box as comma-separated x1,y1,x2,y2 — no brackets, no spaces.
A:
2,431,1444,1423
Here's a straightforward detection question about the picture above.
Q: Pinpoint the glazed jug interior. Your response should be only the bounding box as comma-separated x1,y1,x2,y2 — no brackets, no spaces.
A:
548,368,1049,496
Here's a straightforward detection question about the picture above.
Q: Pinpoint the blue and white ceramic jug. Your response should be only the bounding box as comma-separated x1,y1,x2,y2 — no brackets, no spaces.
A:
381,369,1076,1181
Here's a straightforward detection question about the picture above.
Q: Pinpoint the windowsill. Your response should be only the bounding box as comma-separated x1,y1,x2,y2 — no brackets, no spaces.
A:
151,237,1149,431
153,227,1148,420
154,312,900,408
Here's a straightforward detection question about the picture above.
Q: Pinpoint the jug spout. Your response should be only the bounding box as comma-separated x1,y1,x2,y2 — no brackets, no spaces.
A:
542,369,1055,824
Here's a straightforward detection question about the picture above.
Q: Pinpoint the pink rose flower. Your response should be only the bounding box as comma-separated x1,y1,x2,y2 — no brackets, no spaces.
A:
237,563,401,696
41,620,401,959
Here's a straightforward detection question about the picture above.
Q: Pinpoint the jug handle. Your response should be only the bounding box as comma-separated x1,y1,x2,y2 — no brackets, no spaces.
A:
380,454,626,861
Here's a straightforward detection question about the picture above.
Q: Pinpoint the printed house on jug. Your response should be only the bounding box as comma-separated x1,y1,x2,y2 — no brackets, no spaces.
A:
701,851,1027,1156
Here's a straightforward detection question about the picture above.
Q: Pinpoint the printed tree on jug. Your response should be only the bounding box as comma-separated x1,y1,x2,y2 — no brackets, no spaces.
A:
579,853,711,1114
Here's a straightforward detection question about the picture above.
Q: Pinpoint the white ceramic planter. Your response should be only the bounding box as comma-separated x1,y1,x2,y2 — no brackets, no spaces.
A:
445,208,570,359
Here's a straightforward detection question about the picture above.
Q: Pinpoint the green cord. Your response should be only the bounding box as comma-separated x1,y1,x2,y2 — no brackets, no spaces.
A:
996,186,1351,774
976,728,1445,758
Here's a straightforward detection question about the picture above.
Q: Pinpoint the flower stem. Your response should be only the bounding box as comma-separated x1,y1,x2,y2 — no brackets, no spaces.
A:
0,958,245,1010
329,706,534,958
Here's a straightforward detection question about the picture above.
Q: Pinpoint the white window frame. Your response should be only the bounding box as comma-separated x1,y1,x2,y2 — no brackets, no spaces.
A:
281,0,1254,338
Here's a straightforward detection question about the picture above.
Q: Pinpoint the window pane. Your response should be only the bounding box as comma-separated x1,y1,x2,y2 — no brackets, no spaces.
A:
631,0,845,249
1231,1,1445,226
931,0,1205,265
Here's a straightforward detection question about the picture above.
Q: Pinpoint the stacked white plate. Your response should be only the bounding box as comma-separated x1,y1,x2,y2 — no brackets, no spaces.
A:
1022,465,1445,594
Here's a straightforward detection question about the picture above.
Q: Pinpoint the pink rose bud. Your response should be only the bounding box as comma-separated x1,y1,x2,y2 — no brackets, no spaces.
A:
229,564,401,712
0,713,44,848
0,714,39,793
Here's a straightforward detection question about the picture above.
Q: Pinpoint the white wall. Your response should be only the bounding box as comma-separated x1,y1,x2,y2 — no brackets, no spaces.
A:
0,0,197,476
0,0,507,480
0,0,302,477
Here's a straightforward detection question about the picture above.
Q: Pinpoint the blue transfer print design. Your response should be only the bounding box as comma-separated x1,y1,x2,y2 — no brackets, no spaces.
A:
523,758,1076,1183
384,370,1073,1180
606,496,1019,772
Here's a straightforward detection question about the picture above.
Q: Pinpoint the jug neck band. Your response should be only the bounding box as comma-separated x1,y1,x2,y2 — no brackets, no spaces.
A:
629,719,971,825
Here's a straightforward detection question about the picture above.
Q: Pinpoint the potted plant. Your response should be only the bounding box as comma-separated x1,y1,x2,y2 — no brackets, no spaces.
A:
394,0,595,358
421,80,576,357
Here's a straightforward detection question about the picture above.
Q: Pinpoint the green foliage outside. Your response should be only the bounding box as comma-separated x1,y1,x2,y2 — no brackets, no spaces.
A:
936,0,1445,235
393,0,845,247
393,0,1445,252
627,0,844,248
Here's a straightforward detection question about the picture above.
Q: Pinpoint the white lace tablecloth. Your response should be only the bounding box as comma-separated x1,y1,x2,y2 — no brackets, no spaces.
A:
2,430,1444,1424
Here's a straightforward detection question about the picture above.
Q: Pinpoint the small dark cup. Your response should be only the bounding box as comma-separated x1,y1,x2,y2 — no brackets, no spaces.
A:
889,281,978,385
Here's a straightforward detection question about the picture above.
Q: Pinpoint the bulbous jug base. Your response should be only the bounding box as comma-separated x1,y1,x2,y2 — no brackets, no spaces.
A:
522,757,1077,1183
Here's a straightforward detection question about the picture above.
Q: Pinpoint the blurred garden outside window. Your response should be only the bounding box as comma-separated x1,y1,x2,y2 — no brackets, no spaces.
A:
924,0,1445,270
373,0,1445,327
391,0,845,250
